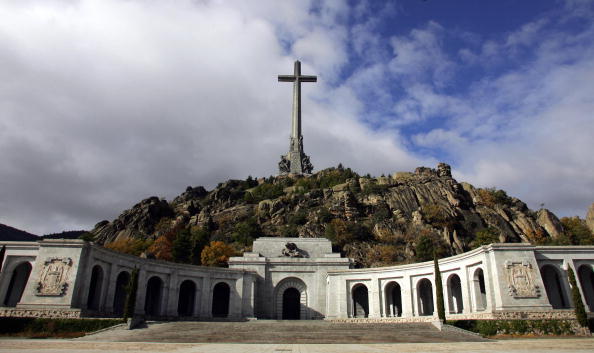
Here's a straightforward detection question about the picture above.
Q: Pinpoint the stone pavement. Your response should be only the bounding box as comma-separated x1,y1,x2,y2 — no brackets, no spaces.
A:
1,338,594,353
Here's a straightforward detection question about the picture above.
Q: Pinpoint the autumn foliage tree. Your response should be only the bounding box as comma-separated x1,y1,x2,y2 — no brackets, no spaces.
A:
105,237,152,256
201,241,237,267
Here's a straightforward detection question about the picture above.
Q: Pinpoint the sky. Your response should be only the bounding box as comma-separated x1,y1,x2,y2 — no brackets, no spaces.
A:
1,0,593,235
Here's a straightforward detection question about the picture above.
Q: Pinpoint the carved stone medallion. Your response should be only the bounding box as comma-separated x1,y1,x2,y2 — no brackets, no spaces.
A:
36,258,72,296
504,260,540,298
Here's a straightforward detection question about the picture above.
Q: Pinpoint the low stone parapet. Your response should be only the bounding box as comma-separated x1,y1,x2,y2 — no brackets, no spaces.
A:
0,307,82,318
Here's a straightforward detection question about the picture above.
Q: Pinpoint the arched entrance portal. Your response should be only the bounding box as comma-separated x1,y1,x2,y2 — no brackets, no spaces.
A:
540,265,568,309
3,262,32,307
112,271,130,315
352,284,369,318
86,265,104,310
145,276,163,316
417,278,434,316
447,274,464,314
178,280,196,317
577,265,594,311
212,282,230,318
385,282,402,317
275,278,307,320
282,288,301,320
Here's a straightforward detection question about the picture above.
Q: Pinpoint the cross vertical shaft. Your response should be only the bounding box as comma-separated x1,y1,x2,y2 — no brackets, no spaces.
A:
278,60,316,175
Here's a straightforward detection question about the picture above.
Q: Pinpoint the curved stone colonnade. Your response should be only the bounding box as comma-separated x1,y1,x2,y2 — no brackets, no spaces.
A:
325,243,594,321
0,238,593,321
0,239,256,319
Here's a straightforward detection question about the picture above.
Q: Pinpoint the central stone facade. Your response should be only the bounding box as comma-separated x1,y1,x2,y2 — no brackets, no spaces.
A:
228,237,351,319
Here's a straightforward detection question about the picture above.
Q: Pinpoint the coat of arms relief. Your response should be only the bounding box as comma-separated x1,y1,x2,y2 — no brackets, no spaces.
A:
504,260,540,298
36,257,72,296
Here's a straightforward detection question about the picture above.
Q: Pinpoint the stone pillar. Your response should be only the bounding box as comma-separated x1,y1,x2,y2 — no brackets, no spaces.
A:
165,273,178,317
401,276,414,317
460,266,472,314
98,262,113,312
199,276,212,319
103,264,120,314
135,269,147,316
193,281,202,318
368,278,381,318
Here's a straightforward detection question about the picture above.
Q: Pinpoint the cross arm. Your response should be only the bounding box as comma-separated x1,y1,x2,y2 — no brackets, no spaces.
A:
300,75,317,82
278,75,296,82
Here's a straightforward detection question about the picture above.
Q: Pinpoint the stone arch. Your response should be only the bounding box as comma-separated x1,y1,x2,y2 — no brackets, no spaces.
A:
352,284,369,318
178,280,196,317
472,268,487,311
540,265,568,309
112,271,130,315
274,277,307,320
86,264,104,311
417,278,434,316
447,274,464,314
384,281,402,317
577,265,594,311
212,282,230,318
145,276,163,316
3,262,32,307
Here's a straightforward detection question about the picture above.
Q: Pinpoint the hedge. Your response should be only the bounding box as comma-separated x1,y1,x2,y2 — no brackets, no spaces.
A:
448,319,578,336
0,318,122,338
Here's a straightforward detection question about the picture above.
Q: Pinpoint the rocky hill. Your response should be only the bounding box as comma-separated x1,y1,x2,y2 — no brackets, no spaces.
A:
90,163,570,267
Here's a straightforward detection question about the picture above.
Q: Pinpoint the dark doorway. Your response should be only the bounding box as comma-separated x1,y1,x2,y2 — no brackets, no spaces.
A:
178,280,196,317
352,284,369,318
3,262,32,307
212,282,230,318
540,265,568,309
282,287,301,320
145,276,163,316
385,282,402,317
447,274,464,313
418,279,434,316
86,265,104,310
113,271,130,315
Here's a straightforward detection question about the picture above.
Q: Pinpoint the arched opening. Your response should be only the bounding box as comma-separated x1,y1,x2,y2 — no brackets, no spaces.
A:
86,265,104,311
352,284,369,318
178,280,196,317
447,274,464,314
282,287,301,320
212,282,230,318
417,278,434,316
112,271,130,315
275,278,307,320
540,265,568,309
384,282,402,317
577,265,594,312
473,268,487,311
144,276,163,317
3,262,32,307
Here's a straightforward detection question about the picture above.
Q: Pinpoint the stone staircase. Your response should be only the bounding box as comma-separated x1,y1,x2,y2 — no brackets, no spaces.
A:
82,320,487,343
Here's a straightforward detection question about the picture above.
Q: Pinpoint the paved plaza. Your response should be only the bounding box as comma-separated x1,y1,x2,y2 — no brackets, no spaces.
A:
1,338,594,353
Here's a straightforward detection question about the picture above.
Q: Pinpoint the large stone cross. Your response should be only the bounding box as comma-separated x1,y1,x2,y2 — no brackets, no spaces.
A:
278,61,316,175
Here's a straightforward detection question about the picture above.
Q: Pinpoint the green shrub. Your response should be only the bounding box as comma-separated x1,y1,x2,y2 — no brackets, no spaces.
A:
123,268,139,321
231,217,261,246
0,318,122,337
568,267,589,327
471,227,500,248
244,183,285,203
450,319,577,337
318,207,334,223
288,210,308,226
476,320,498,336
434,252,445,322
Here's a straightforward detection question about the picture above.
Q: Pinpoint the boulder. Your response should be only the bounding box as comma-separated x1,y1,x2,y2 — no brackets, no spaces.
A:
537,208,564,239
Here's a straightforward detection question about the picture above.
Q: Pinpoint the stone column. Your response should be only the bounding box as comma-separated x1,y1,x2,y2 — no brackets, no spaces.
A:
135,269,147,316
103,264,120,314
401,276,414,317
192,282,202,318
460,266,472,314
368,278,381,318
98,262,113,313
165,273,178,317
199,276,212,319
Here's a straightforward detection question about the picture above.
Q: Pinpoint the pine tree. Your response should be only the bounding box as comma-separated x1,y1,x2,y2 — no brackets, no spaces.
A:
567,266,588,327
172,229,193,263
123,268,139,321
434,251,446,322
